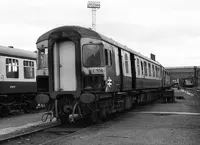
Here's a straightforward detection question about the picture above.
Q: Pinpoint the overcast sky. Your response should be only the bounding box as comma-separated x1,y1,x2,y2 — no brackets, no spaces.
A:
0,0,200,67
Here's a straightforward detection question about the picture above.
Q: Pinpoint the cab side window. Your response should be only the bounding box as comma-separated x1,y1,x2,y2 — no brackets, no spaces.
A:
104,49,112,66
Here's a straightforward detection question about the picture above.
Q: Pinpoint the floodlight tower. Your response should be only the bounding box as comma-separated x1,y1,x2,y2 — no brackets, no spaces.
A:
87,1,100,31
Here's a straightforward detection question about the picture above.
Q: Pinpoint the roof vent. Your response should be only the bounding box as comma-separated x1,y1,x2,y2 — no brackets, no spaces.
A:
150,53,155,61
8,46,14,48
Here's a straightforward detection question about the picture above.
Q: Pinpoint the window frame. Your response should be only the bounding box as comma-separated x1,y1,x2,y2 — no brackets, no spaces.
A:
140,61,144,75
148,63,151,77
124,53,129,74
23,60,35,79
152,65,155,77
137,58,140,75
144,61,147,76
6,58,19,79
104,48,112,66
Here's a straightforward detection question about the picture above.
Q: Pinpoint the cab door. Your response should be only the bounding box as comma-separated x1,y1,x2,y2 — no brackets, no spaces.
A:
53,41,77,91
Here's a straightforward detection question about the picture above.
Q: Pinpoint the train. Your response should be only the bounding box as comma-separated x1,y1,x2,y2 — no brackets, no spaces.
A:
0,45,37,116
36,26,171,123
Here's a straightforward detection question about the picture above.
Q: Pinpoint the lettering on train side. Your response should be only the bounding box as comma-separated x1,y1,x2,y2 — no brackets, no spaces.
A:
10,86,16,88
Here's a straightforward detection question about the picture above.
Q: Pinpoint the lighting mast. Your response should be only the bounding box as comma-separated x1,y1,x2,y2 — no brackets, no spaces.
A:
87,1,100,31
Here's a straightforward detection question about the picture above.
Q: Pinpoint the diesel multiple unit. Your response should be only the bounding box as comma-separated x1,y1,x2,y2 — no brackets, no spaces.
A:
36,26,170,123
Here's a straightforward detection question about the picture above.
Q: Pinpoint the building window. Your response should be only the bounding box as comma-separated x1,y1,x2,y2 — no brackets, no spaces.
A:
6,58,19,78
148,63,151,76
144,61,147,76
125,53,129,73
137,58,140,75
152,65,155,77
24,61,35,79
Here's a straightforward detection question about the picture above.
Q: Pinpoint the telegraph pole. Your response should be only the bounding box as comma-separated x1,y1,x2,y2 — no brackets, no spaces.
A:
87,1,100,31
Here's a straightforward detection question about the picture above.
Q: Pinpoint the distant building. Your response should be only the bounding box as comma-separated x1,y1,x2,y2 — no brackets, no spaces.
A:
166,66,200,88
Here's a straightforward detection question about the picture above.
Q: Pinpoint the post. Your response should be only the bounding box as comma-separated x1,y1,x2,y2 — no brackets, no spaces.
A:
87,1,100,31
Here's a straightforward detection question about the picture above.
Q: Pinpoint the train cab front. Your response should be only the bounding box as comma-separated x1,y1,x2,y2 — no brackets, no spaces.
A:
52,39,106,123
36,28,108,123
49,37,107,98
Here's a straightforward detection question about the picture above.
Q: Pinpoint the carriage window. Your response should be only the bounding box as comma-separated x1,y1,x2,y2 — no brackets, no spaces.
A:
155,66,158,77
125,53,129,73
144,61,147,76
24,60,35,79
137,58,140,75
158,67,160,78
141,61,144,75
6,58,19,78
152,65,155,77
148,63,151,77
83,44,103,67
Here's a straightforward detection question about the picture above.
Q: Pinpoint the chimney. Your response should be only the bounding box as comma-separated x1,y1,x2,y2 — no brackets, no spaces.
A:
150,53,155,61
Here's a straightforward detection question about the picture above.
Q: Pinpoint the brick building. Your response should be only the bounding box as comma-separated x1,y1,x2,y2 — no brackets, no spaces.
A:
166,66,200,88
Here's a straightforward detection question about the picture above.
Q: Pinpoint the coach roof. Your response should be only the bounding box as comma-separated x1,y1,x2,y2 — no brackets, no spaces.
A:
36,26,161,66
0,45,36,60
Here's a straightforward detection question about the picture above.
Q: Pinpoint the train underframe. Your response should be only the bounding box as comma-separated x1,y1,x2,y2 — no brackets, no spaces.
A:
0,94,37,117
51,88,165,124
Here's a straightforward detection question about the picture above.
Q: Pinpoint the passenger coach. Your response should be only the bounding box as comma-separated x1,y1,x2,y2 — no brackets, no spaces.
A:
0,46,37,116
36,26,170,123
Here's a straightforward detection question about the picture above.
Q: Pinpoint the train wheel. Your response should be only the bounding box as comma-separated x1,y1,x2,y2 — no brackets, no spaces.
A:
0,106,9,117
23,102,32,113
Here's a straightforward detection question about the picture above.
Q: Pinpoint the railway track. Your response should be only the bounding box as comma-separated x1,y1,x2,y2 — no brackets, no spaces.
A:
0,100,162,145
0,110,126,145
0,117,95,145
0,121,60,142
185,88,200,97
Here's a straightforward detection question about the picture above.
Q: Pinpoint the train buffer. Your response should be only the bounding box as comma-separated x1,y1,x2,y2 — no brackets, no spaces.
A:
162,89,175,103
